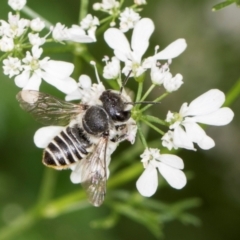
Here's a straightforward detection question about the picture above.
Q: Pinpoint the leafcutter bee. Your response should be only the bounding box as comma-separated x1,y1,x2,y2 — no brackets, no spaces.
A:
16,88,135,207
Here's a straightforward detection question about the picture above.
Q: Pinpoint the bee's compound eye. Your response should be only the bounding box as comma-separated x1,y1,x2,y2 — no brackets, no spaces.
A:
21,91,39,104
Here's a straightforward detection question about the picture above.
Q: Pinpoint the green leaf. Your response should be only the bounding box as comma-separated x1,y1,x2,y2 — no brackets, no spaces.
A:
212,1,236,11
90,211,119,229
107,191,201,237
178,213,201,226
111,202,163,238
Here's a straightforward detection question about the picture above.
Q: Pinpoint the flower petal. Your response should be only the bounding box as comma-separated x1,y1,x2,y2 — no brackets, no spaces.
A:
14,70,30,88
23,73,42,91
157,163,187,189
79,74,92,88
104,28,131,62
184,122,215,150
41,60,74,79
131,18,154,62
68,26,96,43
154,39,187,60
34,126,64,148
185,89,225,116
159,154,184,169
42,72,78,94
136,164,158,197
192,107,234,126
65,88,82,101
173,125,195,150
70,162,82,184
198,135,215,150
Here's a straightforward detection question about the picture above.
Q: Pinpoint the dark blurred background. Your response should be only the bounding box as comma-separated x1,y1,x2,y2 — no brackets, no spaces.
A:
0,0,240,239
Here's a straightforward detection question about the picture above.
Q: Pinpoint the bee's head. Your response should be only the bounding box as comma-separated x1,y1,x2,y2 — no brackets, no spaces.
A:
100,90,131,122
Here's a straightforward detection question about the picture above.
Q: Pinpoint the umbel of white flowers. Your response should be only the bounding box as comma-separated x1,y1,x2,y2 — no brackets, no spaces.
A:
137,89,234,197
104,18,187,78
162,89,234,151
136,148,186,197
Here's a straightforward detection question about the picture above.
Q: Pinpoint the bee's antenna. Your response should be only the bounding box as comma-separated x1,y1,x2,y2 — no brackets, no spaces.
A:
120,70,132,94
124,101,161,105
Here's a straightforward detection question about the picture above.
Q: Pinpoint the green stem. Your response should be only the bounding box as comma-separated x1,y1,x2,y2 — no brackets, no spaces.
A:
137,121,148,148
0,53,9,62
108,162,143,189
224,78,240,107
22,6,52,29
140,92,169,113
79,0,89,22
36,168,57,208
135,82,143,105
140,84,155,101
100,15,113,25
143,115,167,126
141,118,165,135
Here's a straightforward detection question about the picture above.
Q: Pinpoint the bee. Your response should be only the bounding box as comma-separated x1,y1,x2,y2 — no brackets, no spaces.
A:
16,88,135,207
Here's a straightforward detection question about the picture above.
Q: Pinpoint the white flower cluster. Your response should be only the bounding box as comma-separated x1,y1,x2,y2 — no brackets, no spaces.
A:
8,0,26,11
136,148,186,197
0,1,99,92
52,14,99,43
101,17,233,196
162,89,234,151
93,0,120,13
103,18,187,92
93,0,142,32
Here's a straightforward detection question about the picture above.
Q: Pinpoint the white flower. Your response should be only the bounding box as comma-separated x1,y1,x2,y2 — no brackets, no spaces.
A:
104,18,154,77
102,56,120,79
134,0,146,5
28,33,45,46
51,23,96,43
150,62,171,85
68,25,96,43
165,89,234,150
8,0,26,11
3,57,22,77
65,74,105,104
0,35,14,52
51,23,70,42
105,18,187,77
30,18,45,32
142,39,187,69
119,8,140,32
80,14,99,41
93,0,119,12
136,148,186,197
80,14,99,30
161,130,178,151
0,12,30,38
14,45,78,93
163,73,183,92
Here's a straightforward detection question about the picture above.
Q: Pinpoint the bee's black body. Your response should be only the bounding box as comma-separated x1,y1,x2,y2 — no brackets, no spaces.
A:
16,88,133,206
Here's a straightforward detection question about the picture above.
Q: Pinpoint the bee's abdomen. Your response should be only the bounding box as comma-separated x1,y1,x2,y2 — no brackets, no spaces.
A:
43,125,92,169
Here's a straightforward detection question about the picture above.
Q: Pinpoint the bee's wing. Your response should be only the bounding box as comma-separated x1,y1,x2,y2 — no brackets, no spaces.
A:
16,90,87,126
80,137,108,207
